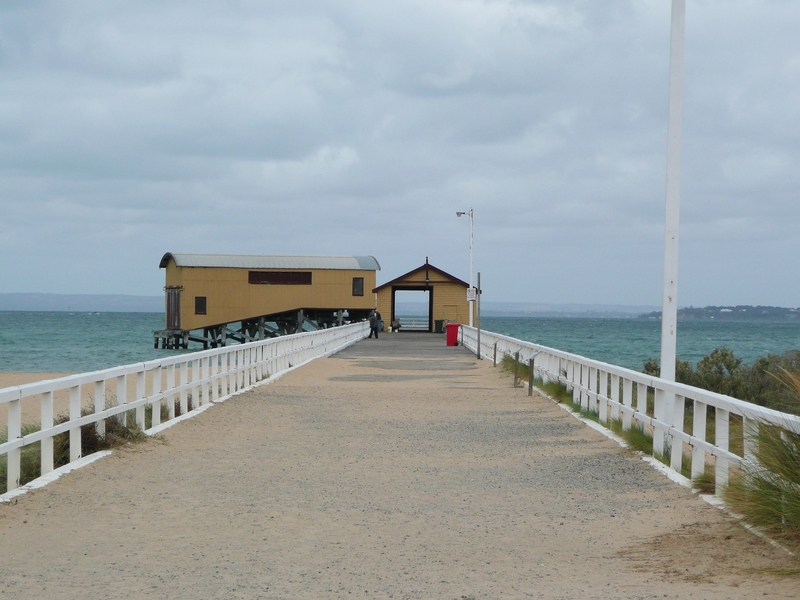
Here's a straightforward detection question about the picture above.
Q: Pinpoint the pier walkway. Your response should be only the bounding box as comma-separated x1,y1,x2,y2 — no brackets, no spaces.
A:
0,335,796,599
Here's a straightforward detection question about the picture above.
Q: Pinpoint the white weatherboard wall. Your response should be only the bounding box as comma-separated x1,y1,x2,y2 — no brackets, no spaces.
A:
461,326,800,492
1,322,369,497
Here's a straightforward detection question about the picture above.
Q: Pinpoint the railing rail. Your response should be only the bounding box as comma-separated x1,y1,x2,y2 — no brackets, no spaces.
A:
461,326,800,489
1,322,369,493
396,316,429,330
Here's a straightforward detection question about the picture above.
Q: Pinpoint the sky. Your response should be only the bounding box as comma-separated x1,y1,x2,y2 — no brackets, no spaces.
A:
1,1,798,307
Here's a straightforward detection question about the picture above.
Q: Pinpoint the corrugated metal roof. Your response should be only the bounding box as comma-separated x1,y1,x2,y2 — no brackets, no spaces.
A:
160,253,380,271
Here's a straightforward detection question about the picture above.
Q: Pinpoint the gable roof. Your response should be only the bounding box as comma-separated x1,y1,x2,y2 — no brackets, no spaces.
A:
160,253,380,271
373,261,468,292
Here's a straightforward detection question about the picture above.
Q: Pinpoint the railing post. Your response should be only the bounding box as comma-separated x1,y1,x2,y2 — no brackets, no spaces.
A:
493,342,497,367
598,370,608,423
653,389,667,456
180,361,189,415
579,364,587,408
256,345,264,381
95,380,106,436
636,382,647,417
220,353,228,397
136,371,146,430
622,378,633,430
610,374,620,422
715,408,730,489
513,351,520,388
587,367,597,413
670,394,685,471
192,358,200,408
249,346,256,384
743,417,759,463
116,374,127,427
238,349,245,390
151,367,162,428
691,400,707,480
211,354,220,402
541,354,550,384
227,350,235,395
7,393,21,491
69,384,82,463
200,357,208,406
528,358,534,396
40,391,54,475
566,361,575,395
166,364,176,420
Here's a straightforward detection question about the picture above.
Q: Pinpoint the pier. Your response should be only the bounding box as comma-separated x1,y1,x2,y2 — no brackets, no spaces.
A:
1,333,797,598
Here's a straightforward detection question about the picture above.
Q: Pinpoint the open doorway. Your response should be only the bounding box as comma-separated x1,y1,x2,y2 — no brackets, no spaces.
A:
392,288,432,331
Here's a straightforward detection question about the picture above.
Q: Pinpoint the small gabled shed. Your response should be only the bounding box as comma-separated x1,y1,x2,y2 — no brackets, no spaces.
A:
372,259,469,332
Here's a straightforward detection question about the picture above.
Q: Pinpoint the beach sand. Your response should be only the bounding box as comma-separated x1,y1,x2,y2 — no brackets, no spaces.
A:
0,372,72,389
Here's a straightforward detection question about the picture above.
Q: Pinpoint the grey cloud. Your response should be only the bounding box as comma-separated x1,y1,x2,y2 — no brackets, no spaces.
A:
0,1,798,308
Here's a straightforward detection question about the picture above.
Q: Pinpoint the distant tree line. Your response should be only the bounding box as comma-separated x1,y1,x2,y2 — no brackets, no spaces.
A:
643,348,800,415
639,305,800,320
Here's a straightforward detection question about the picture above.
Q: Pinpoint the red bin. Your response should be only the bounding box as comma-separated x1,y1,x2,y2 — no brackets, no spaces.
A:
445,322,460,346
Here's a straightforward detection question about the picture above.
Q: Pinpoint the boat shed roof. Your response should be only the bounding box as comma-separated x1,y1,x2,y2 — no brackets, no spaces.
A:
160,253,381,271
372,260,467,292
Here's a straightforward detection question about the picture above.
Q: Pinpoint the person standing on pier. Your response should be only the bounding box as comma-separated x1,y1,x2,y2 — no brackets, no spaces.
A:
368,310,380,339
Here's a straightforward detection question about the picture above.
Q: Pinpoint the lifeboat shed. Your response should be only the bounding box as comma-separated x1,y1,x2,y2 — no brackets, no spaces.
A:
155,253,380,349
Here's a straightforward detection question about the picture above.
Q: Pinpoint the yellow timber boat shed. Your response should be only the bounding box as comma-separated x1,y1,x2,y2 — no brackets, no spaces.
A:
155,253,381,348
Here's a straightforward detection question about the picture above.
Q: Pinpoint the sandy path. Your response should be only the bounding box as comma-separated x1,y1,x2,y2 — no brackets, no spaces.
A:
0,334,796,599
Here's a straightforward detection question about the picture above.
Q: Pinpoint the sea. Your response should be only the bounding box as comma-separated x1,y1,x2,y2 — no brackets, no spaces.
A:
0,311,799,374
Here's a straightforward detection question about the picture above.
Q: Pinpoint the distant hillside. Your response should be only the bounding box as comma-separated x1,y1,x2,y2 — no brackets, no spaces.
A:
639,305,800,320
0,293,163,313
481,302,660,318
397,301,661,318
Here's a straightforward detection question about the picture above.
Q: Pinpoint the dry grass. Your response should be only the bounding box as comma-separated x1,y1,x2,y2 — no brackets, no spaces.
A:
0,396,193,494
722,369,800,552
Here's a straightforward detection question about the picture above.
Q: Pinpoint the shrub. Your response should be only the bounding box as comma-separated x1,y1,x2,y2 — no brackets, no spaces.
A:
643,349,800,416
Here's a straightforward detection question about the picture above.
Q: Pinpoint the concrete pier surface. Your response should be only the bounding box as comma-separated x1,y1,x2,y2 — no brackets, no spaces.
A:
1,334,797,599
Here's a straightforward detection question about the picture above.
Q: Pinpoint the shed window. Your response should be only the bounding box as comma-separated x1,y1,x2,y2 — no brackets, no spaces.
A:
248,271,312,285
195,296,207,315
352,277,364,296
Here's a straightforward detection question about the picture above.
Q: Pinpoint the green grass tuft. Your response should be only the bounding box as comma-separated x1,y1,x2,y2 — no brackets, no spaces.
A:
1,406,150,494
723,421,800,552
620,423,654,455
536,379,573,404
562,397,599,422
692,467,716,495
721,369,800,551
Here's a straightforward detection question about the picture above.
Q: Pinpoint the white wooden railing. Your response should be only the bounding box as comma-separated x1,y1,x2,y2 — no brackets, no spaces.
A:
1,322,369,493
396,316,429,330
461,326,800,489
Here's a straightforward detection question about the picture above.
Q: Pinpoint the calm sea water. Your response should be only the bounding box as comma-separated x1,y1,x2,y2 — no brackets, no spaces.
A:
481,316,800,370
0,312,181,373
1,311,799,373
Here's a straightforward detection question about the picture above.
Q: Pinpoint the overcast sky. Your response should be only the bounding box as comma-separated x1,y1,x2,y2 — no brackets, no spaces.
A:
1,1,798,307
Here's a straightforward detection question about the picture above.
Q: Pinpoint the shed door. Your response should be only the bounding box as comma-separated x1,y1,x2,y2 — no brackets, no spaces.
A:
165,287,181,330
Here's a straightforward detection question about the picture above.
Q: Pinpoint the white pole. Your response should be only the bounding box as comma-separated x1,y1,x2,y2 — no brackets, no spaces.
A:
659,0,686,383
469,208,474,327
476,271,481,358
